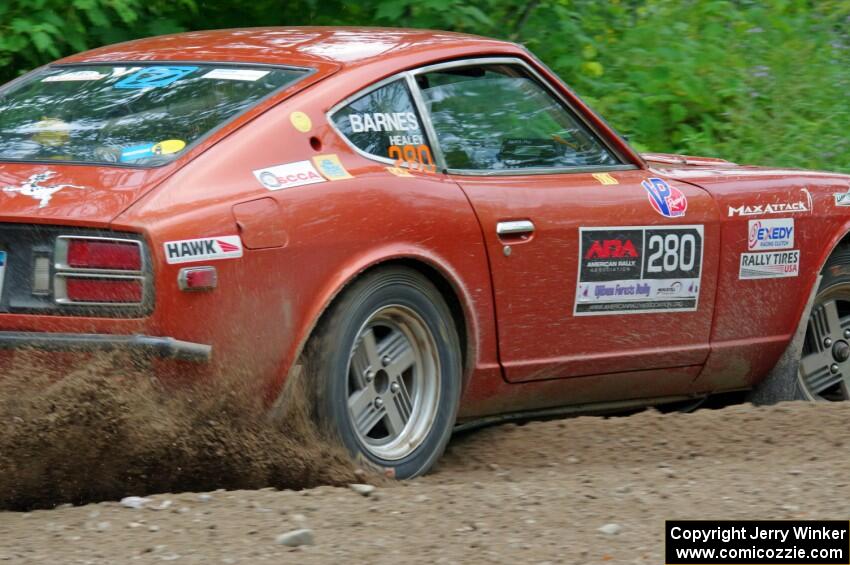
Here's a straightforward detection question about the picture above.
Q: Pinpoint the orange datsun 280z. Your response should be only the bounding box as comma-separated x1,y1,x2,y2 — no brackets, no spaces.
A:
0,27,848,478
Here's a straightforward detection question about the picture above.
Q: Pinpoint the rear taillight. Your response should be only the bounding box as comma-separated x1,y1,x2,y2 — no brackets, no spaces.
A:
65,278,144,303
54,236,147,306
67,239,141,271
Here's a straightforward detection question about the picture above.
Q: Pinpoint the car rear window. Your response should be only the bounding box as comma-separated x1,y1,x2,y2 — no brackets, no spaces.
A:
0,63,310,166
330,79,437,172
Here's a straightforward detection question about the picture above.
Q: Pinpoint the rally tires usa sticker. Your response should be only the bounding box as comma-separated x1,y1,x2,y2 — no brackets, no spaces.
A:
574,225,704,316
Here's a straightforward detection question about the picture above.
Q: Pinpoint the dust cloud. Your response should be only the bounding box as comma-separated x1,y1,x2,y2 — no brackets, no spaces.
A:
0,351,363,511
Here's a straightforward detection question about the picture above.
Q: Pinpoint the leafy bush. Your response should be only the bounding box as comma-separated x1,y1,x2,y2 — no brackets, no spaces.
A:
2,0,849,171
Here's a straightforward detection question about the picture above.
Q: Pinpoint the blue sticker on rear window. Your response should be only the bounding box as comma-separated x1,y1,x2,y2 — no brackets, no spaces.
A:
114,66,198,89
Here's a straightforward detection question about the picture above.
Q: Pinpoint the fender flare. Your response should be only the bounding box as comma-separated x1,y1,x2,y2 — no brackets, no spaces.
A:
269,244,484,402
758,218,850,390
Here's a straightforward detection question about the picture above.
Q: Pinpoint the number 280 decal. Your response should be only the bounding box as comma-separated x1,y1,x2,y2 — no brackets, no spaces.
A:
388,144,437,173
575,225,704,316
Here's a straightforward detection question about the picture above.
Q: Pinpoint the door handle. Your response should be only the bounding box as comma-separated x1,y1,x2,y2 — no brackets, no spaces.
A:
496,220,535,236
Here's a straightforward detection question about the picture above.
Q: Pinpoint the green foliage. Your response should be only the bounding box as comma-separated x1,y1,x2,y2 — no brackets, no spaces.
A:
3,0,850,171
0,0,195,82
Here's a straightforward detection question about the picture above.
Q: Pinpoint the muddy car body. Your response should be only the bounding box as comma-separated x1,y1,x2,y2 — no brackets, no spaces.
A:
1,27,848,477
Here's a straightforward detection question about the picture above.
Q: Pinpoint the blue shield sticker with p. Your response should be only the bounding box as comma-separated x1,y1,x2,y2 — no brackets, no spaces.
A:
115,66,198,89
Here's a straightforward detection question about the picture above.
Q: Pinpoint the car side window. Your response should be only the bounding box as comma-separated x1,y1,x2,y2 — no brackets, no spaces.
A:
332,79,436,171
416,64,620,171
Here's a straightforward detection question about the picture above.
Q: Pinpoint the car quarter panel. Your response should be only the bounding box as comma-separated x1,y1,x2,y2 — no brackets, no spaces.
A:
112,89,500,403
655,165,850,392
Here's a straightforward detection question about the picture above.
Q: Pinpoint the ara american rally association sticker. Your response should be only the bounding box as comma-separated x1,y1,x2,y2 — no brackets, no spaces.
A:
574,225,704,315
164,236,243,265
253,160,326,191
642,178,687,218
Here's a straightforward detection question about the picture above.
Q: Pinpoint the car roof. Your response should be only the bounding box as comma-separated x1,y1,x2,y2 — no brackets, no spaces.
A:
56,27,517,73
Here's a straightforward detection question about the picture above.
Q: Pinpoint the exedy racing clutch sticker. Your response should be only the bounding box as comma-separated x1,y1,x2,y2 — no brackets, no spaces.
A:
574,225,704,315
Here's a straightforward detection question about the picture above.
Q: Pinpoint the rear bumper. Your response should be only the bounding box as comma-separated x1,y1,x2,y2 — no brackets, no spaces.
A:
0,331,211,362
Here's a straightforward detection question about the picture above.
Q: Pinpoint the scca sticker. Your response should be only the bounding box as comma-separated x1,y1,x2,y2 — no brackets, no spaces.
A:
164,235,243,264
642,178,687,218
252,160,326,191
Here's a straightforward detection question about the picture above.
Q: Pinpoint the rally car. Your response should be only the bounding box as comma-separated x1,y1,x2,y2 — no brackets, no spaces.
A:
0,27,848,478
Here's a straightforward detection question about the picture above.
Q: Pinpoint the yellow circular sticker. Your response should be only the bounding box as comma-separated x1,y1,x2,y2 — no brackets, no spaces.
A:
290,111,312,133
152,139,186,155
32,118,71,147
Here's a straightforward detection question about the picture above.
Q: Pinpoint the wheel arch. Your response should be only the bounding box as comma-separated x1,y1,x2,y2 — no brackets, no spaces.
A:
274,248,480,400
782,219,850,338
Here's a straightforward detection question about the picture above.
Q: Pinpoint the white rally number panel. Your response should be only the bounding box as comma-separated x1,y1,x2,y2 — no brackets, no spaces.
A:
574,225,705,316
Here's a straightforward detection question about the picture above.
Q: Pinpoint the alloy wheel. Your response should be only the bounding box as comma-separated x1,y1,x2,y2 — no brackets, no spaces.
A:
346,305,441,460
798,285,850,401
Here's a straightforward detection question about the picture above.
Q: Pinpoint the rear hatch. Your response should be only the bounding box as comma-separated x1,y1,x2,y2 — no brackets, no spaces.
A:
0,163,170,225
0,62,322,225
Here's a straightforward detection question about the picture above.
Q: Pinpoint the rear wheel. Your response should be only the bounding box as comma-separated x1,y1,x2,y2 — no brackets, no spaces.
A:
304,266,462,479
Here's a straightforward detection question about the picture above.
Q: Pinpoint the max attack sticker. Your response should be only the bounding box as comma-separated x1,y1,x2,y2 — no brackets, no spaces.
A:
253,160,326,191
592,173,618,185
115,66,198,89
739,250,800,280
728,189,812,216
164,235,243,265
748,218,794,251
575,225,704,315
313,154,353,180
641,178,687,218
2,171,86,208
289,112,312,133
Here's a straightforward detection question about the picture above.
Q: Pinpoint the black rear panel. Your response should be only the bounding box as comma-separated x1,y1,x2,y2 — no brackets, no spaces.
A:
0,224,152,317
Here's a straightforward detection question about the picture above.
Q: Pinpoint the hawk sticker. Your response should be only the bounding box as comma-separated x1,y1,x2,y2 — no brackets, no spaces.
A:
163,235,244,264
2,171,87,208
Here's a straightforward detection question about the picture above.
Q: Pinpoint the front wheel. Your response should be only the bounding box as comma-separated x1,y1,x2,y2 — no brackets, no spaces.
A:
753,248,850,403
797,256,850,400
303,266,462,479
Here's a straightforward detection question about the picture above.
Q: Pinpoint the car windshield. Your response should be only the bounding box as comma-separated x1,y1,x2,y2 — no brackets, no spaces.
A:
0,63,309,166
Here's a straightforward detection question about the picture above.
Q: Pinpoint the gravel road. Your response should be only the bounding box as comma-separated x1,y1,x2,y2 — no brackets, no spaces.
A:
2,400,848,564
